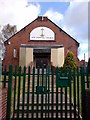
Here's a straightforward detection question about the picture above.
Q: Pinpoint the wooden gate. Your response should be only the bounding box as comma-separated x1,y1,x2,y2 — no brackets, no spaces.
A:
2,65,90,119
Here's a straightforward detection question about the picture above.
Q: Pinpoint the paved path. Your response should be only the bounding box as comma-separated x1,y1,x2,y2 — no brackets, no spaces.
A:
13,92,80,119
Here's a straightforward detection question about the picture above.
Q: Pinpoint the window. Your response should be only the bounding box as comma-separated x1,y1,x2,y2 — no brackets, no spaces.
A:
13,48,17,58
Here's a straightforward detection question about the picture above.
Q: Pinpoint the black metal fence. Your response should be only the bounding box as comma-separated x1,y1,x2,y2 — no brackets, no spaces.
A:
1,66,90,120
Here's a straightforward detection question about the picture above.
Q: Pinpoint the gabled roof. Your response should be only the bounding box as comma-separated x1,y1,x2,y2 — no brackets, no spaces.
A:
5,16,79,46
48,18,79,46
4,17,38,43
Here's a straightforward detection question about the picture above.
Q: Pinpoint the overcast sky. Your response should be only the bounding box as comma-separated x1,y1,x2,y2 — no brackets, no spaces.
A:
0,0,89,61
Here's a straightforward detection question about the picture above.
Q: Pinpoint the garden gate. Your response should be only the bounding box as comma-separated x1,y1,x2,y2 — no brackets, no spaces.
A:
2,65,89,119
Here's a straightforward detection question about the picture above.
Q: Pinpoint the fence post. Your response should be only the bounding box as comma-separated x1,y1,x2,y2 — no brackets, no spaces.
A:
81,67,86,120
6,65,13,119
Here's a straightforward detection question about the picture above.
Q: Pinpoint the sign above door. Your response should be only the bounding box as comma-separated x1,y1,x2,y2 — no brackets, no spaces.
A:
30,26,55,40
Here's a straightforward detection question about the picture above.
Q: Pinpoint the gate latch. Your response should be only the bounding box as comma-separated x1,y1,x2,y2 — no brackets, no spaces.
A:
36,86,49,94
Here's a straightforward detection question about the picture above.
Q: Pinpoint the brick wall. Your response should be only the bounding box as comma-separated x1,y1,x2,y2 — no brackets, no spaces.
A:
0,89,7,120
85,89,90,120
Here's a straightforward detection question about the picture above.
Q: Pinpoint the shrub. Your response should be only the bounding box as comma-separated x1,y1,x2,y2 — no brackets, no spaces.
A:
63,51,76,69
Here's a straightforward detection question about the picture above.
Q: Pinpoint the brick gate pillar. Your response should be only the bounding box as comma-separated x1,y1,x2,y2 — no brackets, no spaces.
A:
85,89,90,120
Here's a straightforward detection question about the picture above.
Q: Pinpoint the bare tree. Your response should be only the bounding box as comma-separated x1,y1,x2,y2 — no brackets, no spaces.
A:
2,24,17,40
0,24,17,60
0,33,5,60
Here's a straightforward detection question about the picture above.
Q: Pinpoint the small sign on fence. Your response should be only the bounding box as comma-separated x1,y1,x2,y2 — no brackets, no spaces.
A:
56,76,71,87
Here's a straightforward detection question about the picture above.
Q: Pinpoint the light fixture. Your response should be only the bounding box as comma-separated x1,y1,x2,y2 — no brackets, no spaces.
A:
8,41,11,45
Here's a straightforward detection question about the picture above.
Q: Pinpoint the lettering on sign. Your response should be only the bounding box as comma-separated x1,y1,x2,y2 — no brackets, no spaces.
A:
30,27,55,40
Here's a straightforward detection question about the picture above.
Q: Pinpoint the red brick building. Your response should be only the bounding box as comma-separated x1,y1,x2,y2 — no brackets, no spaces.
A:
3,16,79,68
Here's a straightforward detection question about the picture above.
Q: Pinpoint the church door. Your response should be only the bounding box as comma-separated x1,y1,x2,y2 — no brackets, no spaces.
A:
36,57,48,68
